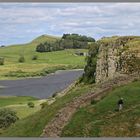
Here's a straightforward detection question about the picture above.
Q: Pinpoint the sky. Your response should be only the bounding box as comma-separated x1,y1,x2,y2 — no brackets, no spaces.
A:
0,3,140,45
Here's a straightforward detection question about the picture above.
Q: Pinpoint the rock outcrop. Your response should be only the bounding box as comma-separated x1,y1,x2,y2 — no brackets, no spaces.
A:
96,36,140,83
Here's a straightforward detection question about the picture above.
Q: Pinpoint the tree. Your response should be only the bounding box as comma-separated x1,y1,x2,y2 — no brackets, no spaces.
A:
36,43,46,52
0,108,19,128
80,42,99,84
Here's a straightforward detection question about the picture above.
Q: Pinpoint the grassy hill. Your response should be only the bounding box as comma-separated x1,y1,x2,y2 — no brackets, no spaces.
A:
31,34,60,44
61,80,140,137
0,84,95,136
0,34,87,79
1,79,140,137
0,35,139,137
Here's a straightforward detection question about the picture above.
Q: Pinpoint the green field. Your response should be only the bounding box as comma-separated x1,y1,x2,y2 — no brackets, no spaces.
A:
61,80,140,137
0,96,37,108
0,35,87,80
0,96,47,119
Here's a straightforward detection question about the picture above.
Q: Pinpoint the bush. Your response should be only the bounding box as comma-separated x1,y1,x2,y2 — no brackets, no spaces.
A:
18,56,25,63
27,102,35,108
91,99,97,105
40,102,47,109
52,92,58,98
32,55,38,60
0,57,4,65
0,108,19,128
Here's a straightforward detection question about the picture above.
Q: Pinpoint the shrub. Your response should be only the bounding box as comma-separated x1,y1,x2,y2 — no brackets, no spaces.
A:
18,56,25,63
52,92,58,98
0,57,4,65
40,102,47,109
0,108,19,128
32,55,38,60
27,102,35,108
91,99,97,105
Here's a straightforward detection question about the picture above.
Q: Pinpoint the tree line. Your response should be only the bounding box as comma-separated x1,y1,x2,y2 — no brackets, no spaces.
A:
36,33,95,52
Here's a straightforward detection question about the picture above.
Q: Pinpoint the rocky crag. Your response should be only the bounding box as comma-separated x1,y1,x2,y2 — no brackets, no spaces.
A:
96,36,140,83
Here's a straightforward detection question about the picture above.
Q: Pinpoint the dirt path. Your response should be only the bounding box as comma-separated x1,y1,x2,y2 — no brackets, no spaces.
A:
41,74,139,137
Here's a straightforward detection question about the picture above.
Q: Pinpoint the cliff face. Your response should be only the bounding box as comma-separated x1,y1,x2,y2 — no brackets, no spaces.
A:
96,36,140,83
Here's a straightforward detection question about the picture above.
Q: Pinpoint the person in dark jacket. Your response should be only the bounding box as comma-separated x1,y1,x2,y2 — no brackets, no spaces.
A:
118,98,124,111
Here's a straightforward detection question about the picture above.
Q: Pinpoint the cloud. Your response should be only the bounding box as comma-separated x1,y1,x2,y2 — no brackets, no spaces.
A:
0,3,140,45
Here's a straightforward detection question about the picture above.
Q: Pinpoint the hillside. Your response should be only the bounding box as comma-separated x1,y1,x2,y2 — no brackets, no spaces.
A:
31,34,60,44
1,74,139,137
0,34,87,80
61,79,140,137
0,36,139,137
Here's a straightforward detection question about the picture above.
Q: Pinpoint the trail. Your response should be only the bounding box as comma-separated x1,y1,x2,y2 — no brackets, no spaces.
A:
41,74,139,137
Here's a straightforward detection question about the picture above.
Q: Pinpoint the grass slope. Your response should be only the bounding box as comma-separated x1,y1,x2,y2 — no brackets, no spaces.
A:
61,80,140,137
0,96,44,119
0,34,87,79
31,34,60,44
0,84,95,137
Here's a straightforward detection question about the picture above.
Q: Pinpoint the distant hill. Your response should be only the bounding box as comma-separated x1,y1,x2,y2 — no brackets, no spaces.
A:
31,34,60,44
0,34,86,80
5,34,60,48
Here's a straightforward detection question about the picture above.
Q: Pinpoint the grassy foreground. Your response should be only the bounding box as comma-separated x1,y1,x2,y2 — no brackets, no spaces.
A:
61,80,140,137
0,83,95,137
1,80,140,137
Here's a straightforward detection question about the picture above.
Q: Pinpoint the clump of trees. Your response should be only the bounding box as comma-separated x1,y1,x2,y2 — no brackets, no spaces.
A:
0,109,19,129
36,41,64,53
0,57,4,65
80,42,99,84
62,33,95,42
36,33,95,53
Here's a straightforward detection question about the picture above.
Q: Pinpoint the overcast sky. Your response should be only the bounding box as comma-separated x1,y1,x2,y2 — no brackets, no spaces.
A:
0,3,140,45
